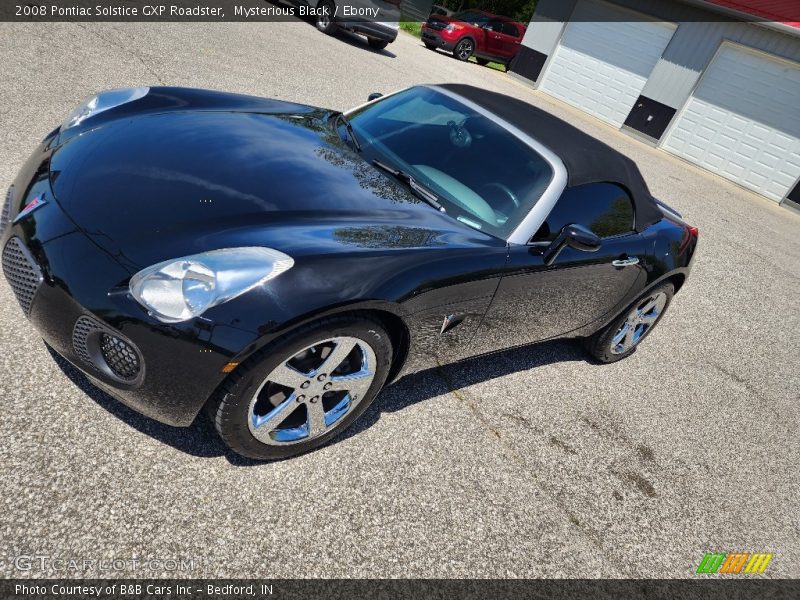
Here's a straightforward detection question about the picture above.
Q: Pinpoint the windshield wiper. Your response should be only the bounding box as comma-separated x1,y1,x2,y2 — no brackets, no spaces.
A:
372,160,446,213
331,112,362,152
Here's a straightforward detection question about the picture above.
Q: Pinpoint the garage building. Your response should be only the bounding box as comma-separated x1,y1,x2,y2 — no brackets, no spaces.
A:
510,0,800,210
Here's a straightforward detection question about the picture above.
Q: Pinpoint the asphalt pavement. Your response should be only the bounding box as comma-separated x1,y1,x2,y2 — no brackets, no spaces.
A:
0,20,798,578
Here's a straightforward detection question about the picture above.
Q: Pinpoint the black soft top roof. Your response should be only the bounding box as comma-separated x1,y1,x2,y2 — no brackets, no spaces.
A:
438,84,663,231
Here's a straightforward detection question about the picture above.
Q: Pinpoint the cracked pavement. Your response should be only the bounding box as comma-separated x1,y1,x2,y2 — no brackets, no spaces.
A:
1,20,798,578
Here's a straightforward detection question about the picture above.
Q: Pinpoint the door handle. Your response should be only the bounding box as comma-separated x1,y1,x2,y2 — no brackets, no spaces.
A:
612,256,640,267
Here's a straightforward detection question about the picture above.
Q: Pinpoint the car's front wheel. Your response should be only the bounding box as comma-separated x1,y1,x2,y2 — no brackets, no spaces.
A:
453,38,475,61
316,0,337,35
584,282,674,363
208,316,392,460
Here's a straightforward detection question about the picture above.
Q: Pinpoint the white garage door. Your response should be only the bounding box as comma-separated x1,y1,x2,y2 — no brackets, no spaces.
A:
540,0,676,127
663,44,800,202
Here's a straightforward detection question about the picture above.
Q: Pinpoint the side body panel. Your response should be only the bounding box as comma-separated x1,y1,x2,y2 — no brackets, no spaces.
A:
473,234,648,354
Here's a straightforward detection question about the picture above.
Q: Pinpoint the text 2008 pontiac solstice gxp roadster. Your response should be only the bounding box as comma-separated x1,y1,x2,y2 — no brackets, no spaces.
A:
1,85,697,459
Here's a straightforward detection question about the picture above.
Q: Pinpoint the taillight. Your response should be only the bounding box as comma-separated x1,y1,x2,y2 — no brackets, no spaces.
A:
678,224,699,254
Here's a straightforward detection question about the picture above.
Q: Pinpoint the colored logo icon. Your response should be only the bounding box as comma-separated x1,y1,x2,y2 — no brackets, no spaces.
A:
696,552,773,574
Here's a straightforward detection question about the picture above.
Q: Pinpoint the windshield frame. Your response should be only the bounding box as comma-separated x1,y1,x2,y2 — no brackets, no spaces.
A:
344,85,568,245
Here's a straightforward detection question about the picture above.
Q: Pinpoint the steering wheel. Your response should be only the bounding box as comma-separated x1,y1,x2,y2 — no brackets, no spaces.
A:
481,182,519,208
447,120,472,148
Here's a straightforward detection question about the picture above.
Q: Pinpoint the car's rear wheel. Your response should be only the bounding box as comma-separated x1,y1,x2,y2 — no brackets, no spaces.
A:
208,316,392,460
453,38,475,61
316,0,337,35
475,57,489,66
584,282,674,363
368,38,389,50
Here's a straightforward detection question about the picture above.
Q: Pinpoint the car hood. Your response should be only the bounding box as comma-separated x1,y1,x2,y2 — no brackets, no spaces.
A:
48,92,482,271
428,15,462,24
428,14,484,26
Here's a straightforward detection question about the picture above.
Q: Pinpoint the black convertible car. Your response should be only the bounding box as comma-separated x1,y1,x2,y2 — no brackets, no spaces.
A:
1,85,697,459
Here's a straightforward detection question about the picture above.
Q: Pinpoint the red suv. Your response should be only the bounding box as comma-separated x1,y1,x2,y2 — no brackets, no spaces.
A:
421,10,526,70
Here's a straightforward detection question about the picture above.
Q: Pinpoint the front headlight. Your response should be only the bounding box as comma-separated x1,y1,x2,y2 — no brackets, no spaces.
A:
129,247,294,323
62,87,149,131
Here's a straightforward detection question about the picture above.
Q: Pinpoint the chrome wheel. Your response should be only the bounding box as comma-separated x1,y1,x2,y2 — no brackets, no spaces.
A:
455,39,474,60
610,292,667,355
247,336,376,445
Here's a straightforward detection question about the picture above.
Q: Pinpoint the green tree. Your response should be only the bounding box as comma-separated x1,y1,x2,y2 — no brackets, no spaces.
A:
435,0,538,23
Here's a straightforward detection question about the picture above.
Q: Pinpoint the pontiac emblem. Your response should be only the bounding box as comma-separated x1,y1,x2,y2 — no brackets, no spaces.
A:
13,194,47,223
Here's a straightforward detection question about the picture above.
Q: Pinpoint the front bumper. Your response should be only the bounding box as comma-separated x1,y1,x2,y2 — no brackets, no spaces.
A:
421,28,456,52
3,230,234,426
1,146,255,426
342,20,399,43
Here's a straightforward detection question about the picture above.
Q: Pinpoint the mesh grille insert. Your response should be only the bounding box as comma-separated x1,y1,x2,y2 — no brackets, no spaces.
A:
72,315,144,384
72,316,97,366
100,333,141,381
2,237,43,315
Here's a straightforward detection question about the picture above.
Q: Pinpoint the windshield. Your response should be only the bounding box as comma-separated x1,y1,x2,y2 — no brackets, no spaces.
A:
346,87,554,239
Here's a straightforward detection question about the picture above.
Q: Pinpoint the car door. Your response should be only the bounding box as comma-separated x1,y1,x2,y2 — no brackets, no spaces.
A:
482,19,507,58
474,182,649,353
498,22,522,60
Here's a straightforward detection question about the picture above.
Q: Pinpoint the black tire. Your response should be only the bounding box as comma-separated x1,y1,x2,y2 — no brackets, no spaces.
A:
584,282,675,364
315,0,337,35
424,41,437,50
367,38,389,50
207,315,393,460
505,55,517,72
475,57,489,66
453,38,475,61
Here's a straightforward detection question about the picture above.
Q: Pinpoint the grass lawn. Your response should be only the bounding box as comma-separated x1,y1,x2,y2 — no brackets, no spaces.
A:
399,23,508,72
469,57,507,72
400,22,422,37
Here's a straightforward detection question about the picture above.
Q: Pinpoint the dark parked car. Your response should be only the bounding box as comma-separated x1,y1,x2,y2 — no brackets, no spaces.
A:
421,9,526,68
2,85,697,460
285,0,400,49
